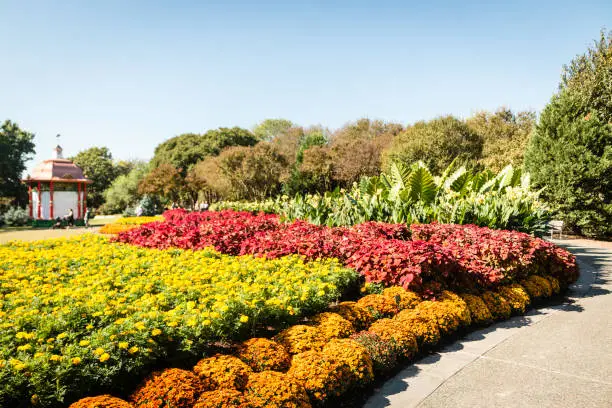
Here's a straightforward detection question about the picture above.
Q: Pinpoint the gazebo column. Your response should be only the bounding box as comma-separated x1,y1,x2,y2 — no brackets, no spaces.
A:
83,183,88,216
37,182,42,220
50,181,54,219
28,184,33,218
77,182,82,219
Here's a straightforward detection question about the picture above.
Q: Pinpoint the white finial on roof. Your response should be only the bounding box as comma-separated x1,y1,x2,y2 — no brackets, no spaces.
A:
53,134,63,159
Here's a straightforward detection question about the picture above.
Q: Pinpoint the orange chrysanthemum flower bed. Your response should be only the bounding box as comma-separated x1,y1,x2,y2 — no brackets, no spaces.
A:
244,370,311,408
329,301,374,330
368,318,418,360
322,339,374,386
193,355,252,391
129,368,204,408
68,395,133,408
310,312,355,340
274,325,327,355
193,389,250,408
382,286,421,310
356,294,399,318
288,350,353,403
235,338,291,372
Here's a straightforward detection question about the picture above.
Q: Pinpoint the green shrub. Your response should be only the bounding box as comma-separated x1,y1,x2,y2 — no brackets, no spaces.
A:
3,206,29,226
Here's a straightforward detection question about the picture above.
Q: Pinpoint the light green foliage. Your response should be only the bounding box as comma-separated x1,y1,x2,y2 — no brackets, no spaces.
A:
101,162,148,214
253,118,294,141
71,147,117,209
0,120,35,205
466,108,535,172
525,30,612,238
214,162,549,233
2,206,29,226
383,116,483,175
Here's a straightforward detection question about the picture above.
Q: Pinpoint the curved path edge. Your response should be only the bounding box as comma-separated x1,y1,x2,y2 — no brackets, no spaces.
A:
364,239,612,408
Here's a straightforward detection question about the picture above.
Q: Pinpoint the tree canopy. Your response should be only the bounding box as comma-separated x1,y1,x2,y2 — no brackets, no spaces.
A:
71,147,117,209
253,119,294,141
0,120,35,205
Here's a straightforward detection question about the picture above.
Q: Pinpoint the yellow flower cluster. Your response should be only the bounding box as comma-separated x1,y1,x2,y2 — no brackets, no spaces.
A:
322,339,374,385
329,301,374,331
382,286,421,310
394,309,441,347
368,319,418,359
309,312,355,340
520,275,554,299
481,291,512,320
274,325,327,355
459,294,493,325
115,216,164,225
498,284,531,314
244,371,311,408
356,294,399,318
0,234,356,406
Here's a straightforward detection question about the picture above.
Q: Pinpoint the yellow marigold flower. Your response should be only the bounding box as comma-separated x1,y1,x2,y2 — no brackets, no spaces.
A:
118,342,129,349
129,346,139,354
94,347,105,356
50,355,62,362
151,328,162,336
99,353,110,362
239,315,249,323
71,357,81,365
79,340,90,347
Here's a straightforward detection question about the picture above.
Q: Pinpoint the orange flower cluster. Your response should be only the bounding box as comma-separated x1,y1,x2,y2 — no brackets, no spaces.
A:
521,275,554,299
274,325,327,354
288,350,352,403
322,339,374,385
481,291,512,320
459,293,493,325
382,286,421,310
329,301,373,330
356,294,398,318
193,389,250,408
130,368,204,408
235,338,291,372
68,395,133,408
99,223,138,234
244,371,311,408
310,312,355,340
193,355,252,391
394,309,441,347
368,318,418,359
350,331,398,373
498,284,531,314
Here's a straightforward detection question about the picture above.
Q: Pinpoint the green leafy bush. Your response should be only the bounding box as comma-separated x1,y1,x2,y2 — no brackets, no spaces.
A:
3,206,29,226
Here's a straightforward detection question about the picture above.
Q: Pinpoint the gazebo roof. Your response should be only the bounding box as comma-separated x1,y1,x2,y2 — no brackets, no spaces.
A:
23,158,92,183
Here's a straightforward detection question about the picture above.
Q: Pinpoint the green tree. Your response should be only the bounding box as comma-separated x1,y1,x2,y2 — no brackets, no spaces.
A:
383,116,483,175
525,91,612,238
0,120,35,206
467,108,535,172
150,127,259,176
253,118,294,141
71,147,116,209
138,163,185,205
101,161,148,214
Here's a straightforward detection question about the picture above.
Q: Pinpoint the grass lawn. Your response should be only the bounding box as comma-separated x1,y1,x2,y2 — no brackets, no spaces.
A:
88,214,121,226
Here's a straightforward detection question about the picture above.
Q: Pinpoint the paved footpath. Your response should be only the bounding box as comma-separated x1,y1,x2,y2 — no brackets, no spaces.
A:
365,239,612,408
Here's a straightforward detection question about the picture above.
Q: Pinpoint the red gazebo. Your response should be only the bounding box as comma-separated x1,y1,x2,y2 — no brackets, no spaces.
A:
22,145,92,221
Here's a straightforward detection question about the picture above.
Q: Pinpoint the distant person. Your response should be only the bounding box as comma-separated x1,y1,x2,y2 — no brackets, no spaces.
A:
200,202,209,211
52,217,63,229
67,208,74,227
84,208,90,228
135,205,143,217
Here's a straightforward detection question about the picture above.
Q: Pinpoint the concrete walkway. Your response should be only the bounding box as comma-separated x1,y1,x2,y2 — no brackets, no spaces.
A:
365,239,612,408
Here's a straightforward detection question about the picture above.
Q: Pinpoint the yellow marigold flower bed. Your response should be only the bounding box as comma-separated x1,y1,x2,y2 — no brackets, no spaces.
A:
288,350,352,403
69,395,133,408
310,312,355,340
498,285,531,314
481,291,512,320
438,291,472,327
382,286,421,310
130,368,204,408
322,339,374,386
193,389,250,408
368,319,418,360
0,235,356,406
329,301,374,330
193,355,252,391
274,325,327,355
235,338,291,372
394,309,441,347
356,294,399,318
244,371,311,408
459,294,493,325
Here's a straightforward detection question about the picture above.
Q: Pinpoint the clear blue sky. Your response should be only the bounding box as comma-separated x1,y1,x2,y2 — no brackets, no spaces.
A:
0,0,609,173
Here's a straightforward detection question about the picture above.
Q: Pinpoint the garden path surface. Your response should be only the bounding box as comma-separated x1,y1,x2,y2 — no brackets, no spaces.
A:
0,227,100,244
365,238,612,408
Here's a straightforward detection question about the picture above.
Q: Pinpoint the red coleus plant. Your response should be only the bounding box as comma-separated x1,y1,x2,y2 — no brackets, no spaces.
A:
114,210,578,292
